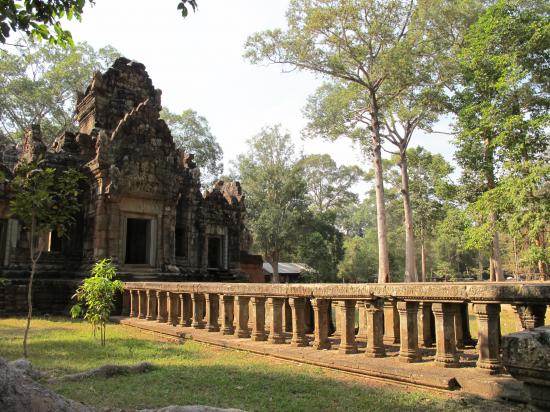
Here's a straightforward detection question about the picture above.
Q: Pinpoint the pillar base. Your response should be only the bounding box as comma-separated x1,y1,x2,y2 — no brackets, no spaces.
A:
268,335,285,344
251,332,267,342
313,341,331,350
290,339,308,347
365,350,385,358
338,345,358,354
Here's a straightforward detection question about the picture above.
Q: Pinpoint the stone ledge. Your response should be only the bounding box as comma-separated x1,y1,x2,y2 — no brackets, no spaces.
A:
123,281,550,303
116,317,525,402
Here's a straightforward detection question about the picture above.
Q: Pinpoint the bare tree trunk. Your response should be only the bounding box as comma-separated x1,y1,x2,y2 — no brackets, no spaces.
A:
484,138,503,281
399,150,417,282
513,237,519,280
535,235,548,280
490,220,504,281
23,216,39,358
270,253,280,284
420,229,427,282
478,251,484,280
370,99,390,283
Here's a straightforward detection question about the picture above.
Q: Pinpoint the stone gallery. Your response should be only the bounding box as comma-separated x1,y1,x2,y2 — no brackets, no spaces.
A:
0,58,251,313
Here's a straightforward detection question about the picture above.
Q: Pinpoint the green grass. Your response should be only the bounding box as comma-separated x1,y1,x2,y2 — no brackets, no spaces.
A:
0,318,518,412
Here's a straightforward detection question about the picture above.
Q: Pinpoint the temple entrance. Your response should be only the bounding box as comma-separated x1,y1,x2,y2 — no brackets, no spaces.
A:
125,218,151,264
207,236,222,269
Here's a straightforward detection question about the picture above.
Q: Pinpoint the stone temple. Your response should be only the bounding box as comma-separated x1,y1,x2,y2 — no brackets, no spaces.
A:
0,57,259,313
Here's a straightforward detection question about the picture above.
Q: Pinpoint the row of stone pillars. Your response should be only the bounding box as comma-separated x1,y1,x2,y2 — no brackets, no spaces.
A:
122,289,546,374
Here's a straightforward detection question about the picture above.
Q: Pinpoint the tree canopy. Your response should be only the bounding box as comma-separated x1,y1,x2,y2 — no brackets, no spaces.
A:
0,39,120,143
161,108,224,188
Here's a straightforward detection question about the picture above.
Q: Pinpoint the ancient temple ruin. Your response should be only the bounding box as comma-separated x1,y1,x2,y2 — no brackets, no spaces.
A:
0,58,252,313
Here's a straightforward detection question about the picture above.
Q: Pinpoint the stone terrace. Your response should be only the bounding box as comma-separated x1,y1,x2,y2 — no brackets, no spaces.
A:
118,281,550,402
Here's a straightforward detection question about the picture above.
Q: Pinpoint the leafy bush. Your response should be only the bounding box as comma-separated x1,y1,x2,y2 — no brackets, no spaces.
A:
71,259,123,345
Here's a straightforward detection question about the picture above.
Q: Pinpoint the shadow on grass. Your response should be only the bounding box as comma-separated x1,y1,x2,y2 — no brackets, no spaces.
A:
49,363,491,412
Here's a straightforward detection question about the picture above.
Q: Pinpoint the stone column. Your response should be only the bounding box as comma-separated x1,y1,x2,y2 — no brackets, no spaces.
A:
312,298,331,350
453,303,464,349
365,300,385,358
157,291,167,323
332,301,341,338
304,299,314,334
383,299,400,344
146,290,156,321
417,302,433,348
178,293,192,326
267,297,285,344
289,297,308,347
283,299,293,333
474,303,502,374
339,300,358,354
205,293,220,332
166,292,179,325
221,295,235,335
514,304,547,330
122,289,131,316
461,303,475,346
356,301,368,341
250,297,267,341
129,290,136,318
432,302,459,368
397,301,421,363
235,296,251,338
191,293,205,329
138,290,147,319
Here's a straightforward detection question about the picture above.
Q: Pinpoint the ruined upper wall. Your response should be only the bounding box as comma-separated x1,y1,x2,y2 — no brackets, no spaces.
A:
76,57,161,135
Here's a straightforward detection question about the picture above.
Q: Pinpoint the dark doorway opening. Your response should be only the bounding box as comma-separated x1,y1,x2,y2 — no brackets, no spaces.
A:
175,228,186,257
126,218,150,264
207,237,222,269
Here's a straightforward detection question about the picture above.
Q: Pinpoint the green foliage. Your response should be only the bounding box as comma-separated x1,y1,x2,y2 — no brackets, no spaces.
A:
0,0,90,46
235,125,308,282
337,235,377,283
71,259,123,346
298,154,363,216
160,108,223,188
10,162,84,239
1,1,198,46
453,0,549,277
0,39,120,143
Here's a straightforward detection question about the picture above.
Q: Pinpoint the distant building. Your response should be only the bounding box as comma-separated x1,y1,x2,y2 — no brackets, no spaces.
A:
262,262,317,283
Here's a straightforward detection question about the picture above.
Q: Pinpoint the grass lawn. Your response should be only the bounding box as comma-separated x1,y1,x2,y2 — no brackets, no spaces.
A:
0,317,521,412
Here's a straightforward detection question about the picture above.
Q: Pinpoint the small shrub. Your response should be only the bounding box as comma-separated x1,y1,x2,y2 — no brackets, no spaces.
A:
71,259,123,345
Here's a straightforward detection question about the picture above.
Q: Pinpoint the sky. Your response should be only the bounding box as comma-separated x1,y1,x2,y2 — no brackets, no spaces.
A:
64,0,457,192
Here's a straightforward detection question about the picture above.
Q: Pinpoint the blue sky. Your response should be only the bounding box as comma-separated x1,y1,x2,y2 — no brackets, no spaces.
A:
64,0,457,192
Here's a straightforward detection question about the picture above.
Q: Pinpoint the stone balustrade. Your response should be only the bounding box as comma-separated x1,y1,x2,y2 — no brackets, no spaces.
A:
121,281,550,374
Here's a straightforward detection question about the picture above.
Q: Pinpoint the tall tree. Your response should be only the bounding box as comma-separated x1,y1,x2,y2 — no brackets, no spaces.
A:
300,1,483,282
245,0,426,283
0,39,119,143
161,108,224,188
388,147,455,281
454,0,549,281
235,125,308,283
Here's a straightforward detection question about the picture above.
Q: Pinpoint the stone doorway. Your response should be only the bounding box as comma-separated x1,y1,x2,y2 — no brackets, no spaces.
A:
207,236,222,269
125,218,151,264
